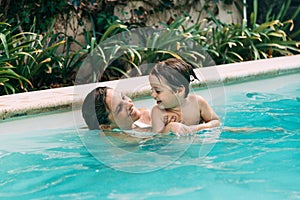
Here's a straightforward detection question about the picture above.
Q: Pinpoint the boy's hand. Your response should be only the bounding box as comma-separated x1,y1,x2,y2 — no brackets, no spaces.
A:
164,122,192,135
163,112,182,125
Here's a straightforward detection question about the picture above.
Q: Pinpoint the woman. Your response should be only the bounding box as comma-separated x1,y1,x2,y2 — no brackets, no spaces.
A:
82,86,151,131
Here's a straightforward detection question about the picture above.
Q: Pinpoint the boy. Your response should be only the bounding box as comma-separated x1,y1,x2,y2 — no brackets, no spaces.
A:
149,58,220,134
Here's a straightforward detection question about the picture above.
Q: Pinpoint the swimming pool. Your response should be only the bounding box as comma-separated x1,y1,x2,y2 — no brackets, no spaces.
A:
1,71,299,199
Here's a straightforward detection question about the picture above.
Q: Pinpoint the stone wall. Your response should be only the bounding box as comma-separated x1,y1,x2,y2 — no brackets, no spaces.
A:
114,0,242,28
54,12,92,52
54,0,243,51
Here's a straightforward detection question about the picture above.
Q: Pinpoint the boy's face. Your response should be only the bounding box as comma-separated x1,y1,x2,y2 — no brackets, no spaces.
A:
105,89,141,130
149,74,180,110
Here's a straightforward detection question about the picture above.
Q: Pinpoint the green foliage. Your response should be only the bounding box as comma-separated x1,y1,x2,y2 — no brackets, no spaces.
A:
86,0,299,80
91,9,299,81
206,18,300,64
0,0,70,34
0,21,34,95
77,20,215,84
203,0,300,64
1,0,299,95
0,20,80,95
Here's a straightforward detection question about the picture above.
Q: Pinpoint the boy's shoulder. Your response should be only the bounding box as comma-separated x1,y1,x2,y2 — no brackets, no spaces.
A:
151,104,164,113
187,94,209,107
187,94,205,101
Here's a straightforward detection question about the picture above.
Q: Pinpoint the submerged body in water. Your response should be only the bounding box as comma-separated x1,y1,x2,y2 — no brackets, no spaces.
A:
1,73,299,199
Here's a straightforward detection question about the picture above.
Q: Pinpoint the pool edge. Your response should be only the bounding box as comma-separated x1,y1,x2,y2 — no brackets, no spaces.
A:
1,55,300,120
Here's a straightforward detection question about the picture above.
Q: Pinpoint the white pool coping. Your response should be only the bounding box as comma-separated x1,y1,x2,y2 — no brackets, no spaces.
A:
1,55,300,120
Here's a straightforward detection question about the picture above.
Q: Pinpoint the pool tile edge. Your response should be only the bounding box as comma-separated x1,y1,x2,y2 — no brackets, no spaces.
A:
1,55,300,121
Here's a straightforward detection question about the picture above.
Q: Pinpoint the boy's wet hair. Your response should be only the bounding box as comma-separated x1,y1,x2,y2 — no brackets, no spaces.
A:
150,58,198,97
82,86,111,129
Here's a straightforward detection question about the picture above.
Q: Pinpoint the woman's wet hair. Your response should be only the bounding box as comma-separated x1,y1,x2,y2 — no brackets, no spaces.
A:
82,86,112,129
150,58,198,97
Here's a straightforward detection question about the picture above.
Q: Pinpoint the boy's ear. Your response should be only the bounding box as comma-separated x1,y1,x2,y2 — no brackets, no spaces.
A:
99,124,112,130
176,85,185,97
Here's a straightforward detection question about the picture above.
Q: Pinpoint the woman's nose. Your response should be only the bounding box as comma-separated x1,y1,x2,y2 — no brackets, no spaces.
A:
125,100,134,112
151,90,156,98
128,100,133,106
124,97,133,105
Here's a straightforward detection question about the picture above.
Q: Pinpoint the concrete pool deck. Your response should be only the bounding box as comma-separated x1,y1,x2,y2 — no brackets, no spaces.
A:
0,55,300,120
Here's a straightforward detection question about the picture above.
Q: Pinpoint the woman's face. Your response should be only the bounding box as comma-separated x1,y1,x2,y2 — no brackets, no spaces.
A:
105,88,141,129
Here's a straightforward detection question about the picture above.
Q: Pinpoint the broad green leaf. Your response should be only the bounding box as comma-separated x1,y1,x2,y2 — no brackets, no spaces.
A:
107,66,130,78
100,22,128,43
227,51,244,61
0,33,9,58
154,50,181,60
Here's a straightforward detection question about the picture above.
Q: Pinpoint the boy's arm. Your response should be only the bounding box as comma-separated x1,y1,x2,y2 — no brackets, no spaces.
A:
166,95,220,134
164,120,219,135
197,96,220,130
152,96,220,134
151,106,167,133
164,122,193,134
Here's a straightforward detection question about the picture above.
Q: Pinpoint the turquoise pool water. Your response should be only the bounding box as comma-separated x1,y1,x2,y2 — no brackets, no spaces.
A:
0,73,299,199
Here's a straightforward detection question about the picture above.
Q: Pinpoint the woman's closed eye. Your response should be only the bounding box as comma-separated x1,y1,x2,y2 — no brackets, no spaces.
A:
113,93,125,114
122,95,129,100
115,103,123,115
121,92,131,100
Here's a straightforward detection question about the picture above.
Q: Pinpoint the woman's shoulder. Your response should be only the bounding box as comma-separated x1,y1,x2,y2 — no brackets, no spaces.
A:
139,107,150,113
138,108,151,124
